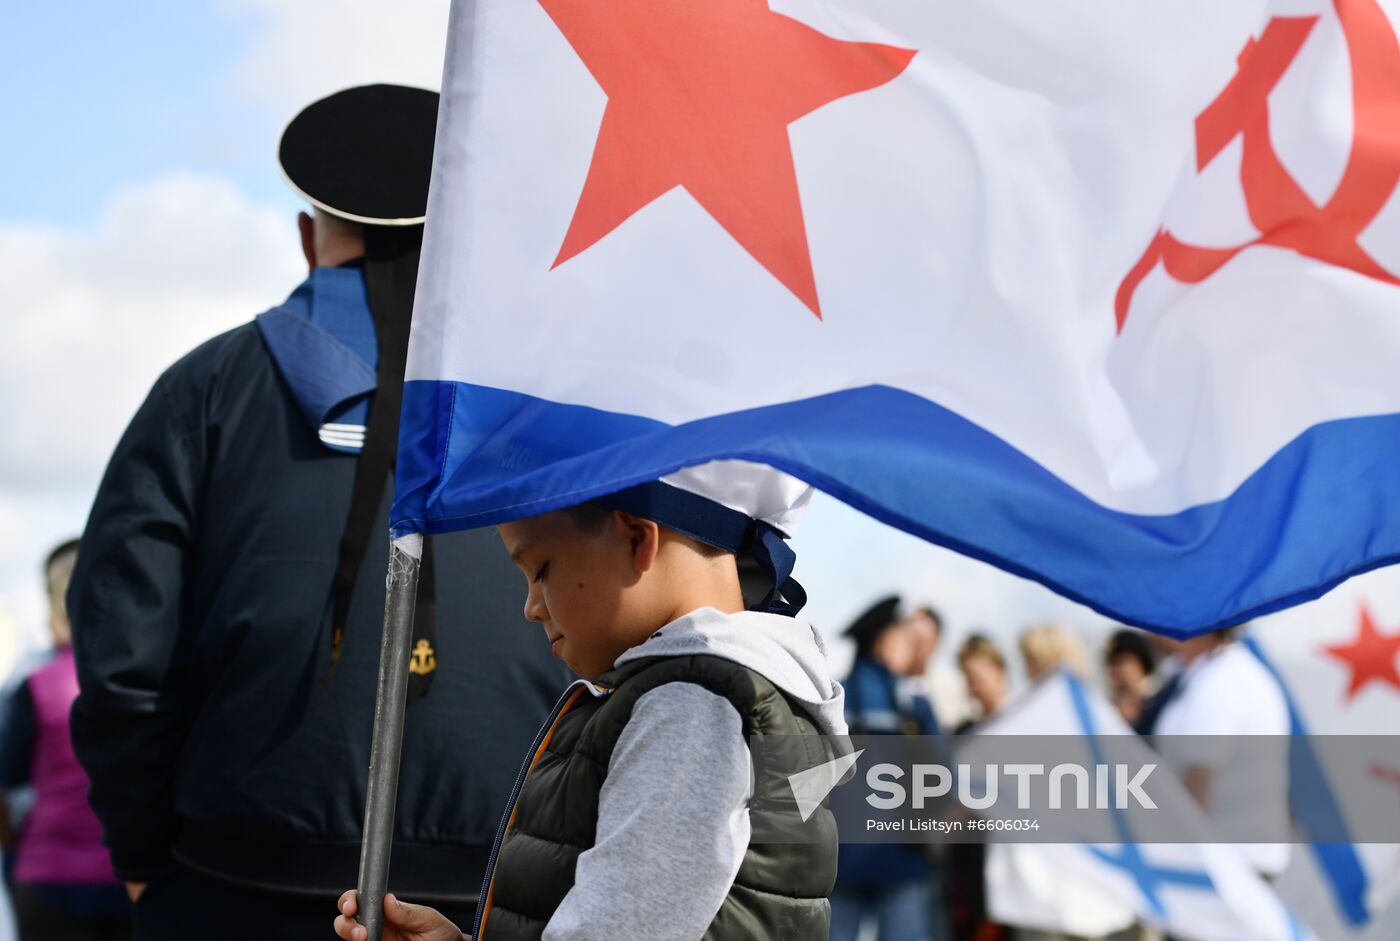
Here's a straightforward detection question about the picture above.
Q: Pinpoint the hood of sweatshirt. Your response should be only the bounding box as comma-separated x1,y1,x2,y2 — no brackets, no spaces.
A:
614,606,849,739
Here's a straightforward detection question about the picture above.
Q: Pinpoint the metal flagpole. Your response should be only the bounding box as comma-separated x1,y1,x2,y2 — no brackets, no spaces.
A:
355,534,422,941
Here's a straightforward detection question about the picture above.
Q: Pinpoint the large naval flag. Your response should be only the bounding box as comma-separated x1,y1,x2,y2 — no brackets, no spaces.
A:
392,0,1400,636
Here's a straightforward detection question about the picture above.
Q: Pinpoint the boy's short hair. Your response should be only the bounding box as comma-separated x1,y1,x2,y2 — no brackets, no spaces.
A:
561,500,615,534
563,501,727,559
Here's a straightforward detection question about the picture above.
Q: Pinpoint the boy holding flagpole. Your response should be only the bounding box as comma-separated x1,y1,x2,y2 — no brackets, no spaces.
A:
337,461,848,941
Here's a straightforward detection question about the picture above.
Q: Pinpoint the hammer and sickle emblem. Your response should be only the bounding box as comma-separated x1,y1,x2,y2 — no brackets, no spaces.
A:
1116,0,1400,332
409,639,438,675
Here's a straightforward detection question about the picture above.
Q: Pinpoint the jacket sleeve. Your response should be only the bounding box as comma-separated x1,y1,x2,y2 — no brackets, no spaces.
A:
845,659,901,734
68,365,206,882
0,681,36,789
543,683,751,941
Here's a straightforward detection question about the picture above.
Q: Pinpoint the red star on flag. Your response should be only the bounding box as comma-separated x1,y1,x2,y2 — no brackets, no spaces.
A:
539,0,916,319
1322,602,1400,700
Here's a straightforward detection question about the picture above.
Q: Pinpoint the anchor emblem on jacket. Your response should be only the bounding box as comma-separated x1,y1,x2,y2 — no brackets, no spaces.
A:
410,639,437,675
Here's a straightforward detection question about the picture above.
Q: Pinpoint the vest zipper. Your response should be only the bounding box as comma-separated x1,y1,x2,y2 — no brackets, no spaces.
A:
472,679,613,939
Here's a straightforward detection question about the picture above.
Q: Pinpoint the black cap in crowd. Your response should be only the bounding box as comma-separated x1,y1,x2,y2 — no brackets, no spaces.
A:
844,595,902,653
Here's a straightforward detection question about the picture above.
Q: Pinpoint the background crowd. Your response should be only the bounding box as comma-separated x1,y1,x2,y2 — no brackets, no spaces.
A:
0,535,1322,940
823,593,1294,941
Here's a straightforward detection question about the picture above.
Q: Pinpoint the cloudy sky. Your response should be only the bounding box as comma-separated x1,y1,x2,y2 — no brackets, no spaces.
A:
0,1,450,655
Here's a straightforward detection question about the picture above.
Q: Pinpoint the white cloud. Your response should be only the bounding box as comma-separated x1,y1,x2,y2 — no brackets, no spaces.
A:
1,0,443,662
0,173,303,643
224,0,453,108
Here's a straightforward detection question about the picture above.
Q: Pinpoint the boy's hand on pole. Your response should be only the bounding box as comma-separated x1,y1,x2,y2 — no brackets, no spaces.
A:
334,890,464,941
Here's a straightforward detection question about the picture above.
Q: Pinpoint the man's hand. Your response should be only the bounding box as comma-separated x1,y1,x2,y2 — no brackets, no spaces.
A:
333,890,467,941
125,882,147,903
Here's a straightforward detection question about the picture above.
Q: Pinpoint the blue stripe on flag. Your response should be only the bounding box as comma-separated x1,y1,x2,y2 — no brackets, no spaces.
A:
392,379,1400,636
1065,674,1215,918
1243,638,1372,926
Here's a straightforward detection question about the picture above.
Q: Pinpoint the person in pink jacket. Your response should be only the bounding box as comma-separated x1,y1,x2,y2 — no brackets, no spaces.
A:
0,540,129,941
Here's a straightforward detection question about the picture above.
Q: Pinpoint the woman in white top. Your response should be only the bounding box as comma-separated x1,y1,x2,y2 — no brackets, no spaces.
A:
1153,628,1292,878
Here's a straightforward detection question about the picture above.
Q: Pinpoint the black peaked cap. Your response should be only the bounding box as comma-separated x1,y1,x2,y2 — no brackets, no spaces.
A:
278,84,439,226
844,594,902,650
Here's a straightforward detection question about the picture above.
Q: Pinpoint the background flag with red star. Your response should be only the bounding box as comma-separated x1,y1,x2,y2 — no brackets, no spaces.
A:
1244,572,1400,928
392,0,1400,636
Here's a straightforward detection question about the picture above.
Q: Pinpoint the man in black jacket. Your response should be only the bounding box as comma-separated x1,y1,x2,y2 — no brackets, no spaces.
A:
67,84,570,939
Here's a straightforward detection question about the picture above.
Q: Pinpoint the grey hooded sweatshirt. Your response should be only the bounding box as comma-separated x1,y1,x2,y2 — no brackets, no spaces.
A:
540,606,848,941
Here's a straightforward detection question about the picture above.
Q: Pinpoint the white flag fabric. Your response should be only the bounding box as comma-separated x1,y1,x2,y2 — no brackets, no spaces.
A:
974,672,1314,941
394,0,1400,635
1244,573,1400,929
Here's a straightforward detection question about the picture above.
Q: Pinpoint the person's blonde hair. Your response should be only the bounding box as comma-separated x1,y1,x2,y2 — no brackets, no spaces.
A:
1019,622,1088,680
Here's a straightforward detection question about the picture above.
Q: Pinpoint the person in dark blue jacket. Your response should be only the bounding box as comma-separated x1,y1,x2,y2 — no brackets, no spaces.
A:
831,595,947,941
66,85,570,941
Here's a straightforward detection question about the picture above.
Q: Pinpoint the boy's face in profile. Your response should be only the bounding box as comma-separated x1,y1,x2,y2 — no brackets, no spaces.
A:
498,509,656,680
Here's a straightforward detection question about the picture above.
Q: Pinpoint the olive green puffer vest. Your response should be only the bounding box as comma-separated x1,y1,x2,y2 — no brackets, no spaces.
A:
474,654,839,940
